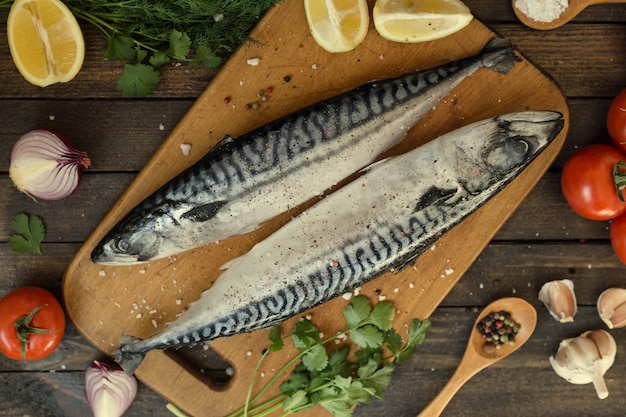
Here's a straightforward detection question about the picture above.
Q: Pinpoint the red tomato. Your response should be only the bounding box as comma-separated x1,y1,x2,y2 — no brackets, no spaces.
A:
0,287,65,360
608,88,626,152
561,144,626,220
611,214,626,265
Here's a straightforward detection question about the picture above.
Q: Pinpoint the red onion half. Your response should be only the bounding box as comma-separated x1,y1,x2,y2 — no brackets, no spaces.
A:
9,129,91,201
84,360,137,417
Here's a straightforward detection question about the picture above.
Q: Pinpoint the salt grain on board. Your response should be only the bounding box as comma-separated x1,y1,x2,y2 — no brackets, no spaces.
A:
180,143,191,156
247,57,260,66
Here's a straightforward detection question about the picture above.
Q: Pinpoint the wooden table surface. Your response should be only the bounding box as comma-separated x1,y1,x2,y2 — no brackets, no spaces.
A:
1,1,626,416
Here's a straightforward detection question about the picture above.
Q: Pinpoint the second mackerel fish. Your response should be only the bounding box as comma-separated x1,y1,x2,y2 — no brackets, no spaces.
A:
114,110,565,374
91,38,519,264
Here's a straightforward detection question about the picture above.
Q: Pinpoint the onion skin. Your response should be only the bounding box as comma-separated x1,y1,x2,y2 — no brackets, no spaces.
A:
9,129,90,201
84,361,137,417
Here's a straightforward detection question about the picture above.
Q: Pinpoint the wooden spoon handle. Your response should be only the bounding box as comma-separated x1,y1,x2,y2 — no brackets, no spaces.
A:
415,361,477,417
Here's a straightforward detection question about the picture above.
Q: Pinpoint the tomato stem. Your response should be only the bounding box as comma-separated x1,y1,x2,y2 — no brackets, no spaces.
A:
13,304,56,360
613,161,626,202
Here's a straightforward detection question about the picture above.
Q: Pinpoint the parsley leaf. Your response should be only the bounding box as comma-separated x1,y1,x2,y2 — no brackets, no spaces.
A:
117,63,161,97
8,213,45,254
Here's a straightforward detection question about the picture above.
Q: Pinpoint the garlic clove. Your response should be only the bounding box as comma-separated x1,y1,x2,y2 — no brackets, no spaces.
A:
597,287,626,329
549,330,616,399
538,279,577,322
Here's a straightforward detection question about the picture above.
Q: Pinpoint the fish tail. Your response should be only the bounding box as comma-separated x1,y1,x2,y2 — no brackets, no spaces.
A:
114,334,146,375
480,38,520,75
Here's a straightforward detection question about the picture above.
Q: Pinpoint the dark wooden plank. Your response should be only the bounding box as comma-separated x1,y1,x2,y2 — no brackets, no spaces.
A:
0,174,134,242
0,100,193,172
0,371,172,417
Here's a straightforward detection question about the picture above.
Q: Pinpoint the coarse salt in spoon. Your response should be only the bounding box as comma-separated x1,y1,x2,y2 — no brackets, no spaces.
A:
416,297,537,417
512,0,626,30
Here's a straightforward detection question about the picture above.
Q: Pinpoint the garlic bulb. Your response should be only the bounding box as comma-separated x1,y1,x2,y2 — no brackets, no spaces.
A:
538,279,577,322
549,330,616,399
597,287,626,329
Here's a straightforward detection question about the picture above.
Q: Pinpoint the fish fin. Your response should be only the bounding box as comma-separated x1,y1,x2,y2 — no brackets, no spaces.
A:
114,335,146,375
481,38,520,75
413,186,458,213
181,200,228,222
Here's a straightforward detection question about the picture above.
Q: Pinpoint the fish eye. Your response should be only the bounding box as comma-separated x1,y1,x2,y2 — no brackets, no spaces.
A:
114,237,131,253
508,136,530,155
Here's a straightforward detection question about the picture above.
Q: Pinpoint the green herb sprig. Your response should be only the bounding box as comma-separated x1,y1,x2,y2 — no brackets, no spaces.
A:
8,213,46,254
1,0,281,97
227,295,431,417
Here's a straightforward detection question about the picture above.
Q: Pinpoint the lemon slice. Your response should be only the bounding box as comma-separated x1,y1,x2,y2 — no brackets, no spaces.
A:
304,0,370,53
373,0,473,43
7,0,85,87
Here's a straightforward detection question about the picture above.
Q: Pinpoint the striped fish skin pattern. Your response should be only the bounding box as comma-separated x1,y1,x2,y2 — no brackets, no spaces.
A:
115,111,564,374
92,38,519,265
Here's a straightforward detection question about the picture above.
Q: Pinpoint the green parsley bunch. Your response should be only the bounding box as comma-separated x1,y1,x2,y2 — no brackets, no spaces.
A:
227,295,431,417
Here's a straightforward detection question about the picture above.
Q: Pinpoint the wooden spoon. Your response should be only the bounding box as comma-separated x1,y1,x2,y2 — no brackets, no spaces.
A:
416,297,537,417
512,0,626,30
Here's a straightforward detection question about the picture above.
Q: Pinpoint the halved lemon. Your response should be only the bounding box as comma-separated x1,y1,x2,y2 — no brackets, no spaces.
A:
373,0,473,43
7,0,85,87
304,0,370,53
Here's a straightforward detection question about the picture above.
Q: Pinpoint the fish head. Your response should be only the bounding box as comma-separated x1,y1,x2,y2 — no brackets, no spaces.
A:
484,110,564,172
91,210,165,265
457,110,564,194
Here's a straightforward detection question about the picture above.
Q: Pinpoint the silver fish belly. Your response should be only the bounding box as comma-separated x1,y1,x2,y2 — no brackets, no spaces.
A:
115,111,564,374
92,38,519,265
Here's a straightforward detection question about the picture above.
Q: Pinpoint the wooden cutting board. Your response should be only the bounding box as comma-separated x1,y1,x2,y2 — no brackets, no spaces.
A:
63,1,569,416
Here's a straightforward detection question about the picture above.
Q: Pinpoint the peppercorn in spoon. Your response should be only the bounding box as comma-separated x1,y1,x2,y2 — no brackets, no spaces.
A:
512,0,626,30
416,297,537,417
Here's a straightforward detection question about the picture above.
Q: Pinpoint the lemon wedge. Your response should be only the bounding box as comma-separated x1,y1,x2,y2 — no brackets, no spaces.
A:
373,0,473,43
304,0,370,53
7,0,85,87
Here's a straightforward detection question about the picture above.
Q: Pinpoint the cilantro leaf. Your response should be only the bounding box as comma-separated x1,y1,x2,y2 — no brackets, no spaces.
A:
368,300,395,330
349,324,384,349
191,46,222,68
319,388,353,417
343,295,371,328
149,51,170,68
135,47,148,64
301,344,328,372
384,328,404,356
291,320,320,349
279,371,309,395
358,363,395,398
283,390,310,412
167,30,191,60
8,213,45,254
407,318,431,348
105,35,136,61
268,325,283,352
117,63,160,97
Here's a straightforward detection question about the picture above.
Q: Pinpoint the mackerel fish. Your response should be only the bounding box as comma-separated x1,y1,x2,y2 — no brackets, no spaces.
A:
115,111,564,374
92,38,520,265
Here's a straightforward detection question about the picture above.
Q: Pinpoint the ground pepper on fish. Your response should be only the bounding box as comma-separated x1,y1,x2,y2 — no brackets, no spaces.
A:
476,310,520,353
